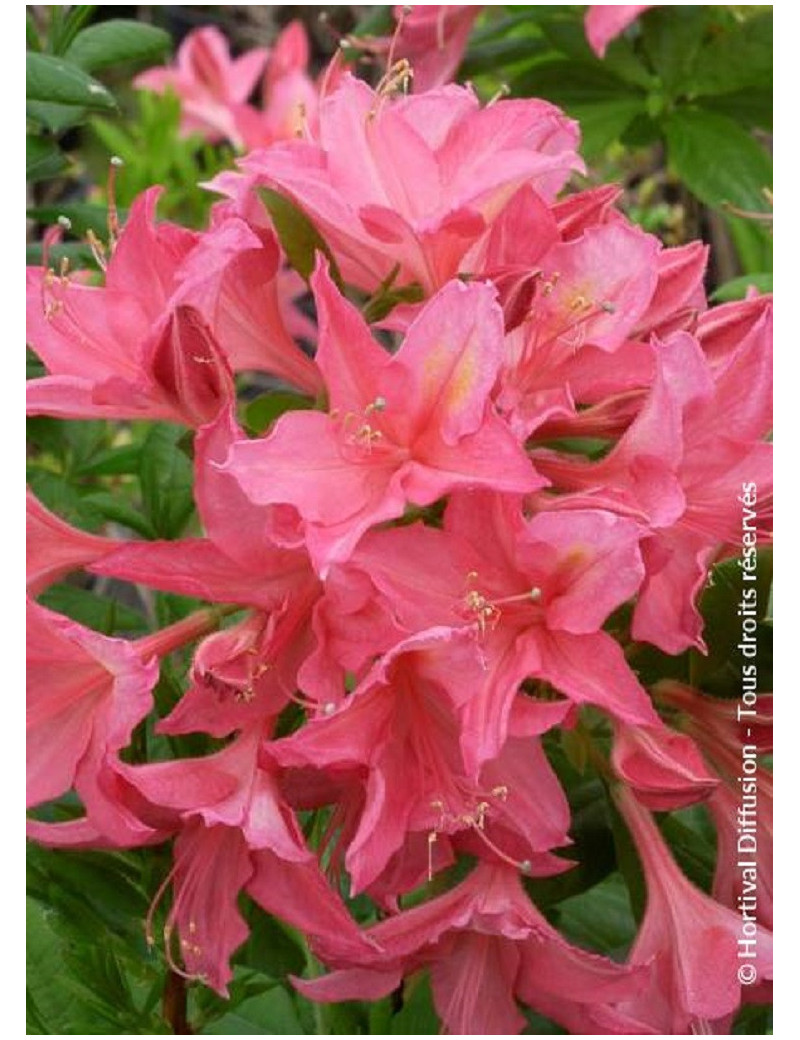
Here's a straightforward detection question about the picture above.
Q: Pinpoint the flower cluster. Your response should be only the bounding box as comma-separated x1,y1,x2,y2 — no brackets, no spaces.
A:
27,26,772,1037
134,20,325,151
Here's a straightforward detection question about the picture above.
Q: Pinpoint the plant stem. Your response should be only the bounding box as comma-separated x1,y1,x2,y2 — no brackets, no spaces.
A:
162,970,192,1034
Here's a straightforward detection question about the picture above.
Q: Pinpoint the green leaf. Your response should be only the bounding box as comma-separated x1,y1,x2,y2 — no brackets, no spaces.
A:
27,99,88,134
690,12,772,98
39,584,147,636
733,1003,773,1034
91,113,137,163
27,51,116,110
65,20,171,73
26,469,107,533
523,1009,568,1034
26,10,42,52
25,891,161,1034
607,793,646,924
461,33,550,79
391,974,439,1034
243,392,312,435
347,5,396,45
82,490,157,540
536,9,652,89
26,897,75,1034
236,901,307,978
27,844,151,948
640,5,711,97
74,443,142,477
725,213,773,275
689,549,773,695
138,424,196,539
664,108,772,213
525,771,617,908
27,348,45,380
363,276,426,324
552,874,638,958
27,201,128,238
711,273,773,303
26,134,69,182
660,805,717,892
50,5,98,56
510,59,645,154
26,240,97,269
512,57,641,107
566,98,645,158
701,88,772,131
259,188,343,287
201,986,304,1034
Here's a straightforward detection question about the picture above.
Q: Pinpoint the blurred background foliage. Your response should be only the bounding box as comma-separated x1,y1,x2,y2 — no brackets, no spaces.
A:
26,5,772,1034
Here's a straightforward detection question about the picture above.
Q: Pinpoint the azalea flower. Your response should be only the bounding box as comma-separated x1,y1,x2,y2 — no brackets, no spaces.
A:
351,491,657,769
174,214,324,395
611,721,718,811
216,73,582,293
361,6,483,93
584,6,654,58
614,783,772,1033
115,724,372,995
26,600,225,844
27,189,234,426
26,488,123,596
296,861,651,1035
271,629,573,894
223,261,542,575
534,320,773,652
134,25,268,147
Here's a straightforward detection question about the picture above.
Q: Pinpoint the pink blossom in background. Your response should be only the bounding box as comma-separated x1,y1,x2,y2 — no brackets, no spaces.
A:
585,6,654,57
134,25,268,146
391,5,484,92
134,21,322,150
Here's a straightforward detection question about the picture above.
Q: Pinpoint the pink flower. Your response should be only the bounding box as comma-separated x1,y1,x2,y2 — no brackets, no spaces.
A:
496,217,661,437
222,74,581,293
157,611,307,739
27,189,234,426
90,409,339,740
92,408,319,612
352,492,657,769
258,20,319,143
135,21,327,151
26,489,123,596
271,629,572,895
296,861,650,1034
535,321,773,652
391,6,483,92
634,240,708,338
611,721,718,811
614,783,772,1033
656,682,773,928
118,726,371,994
26,599,155,817
134,26,268,146
174,215,324,395
224,262,542,575
710,783,773,932
585,6,653,58
27,604,240,848
656,682,773,757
